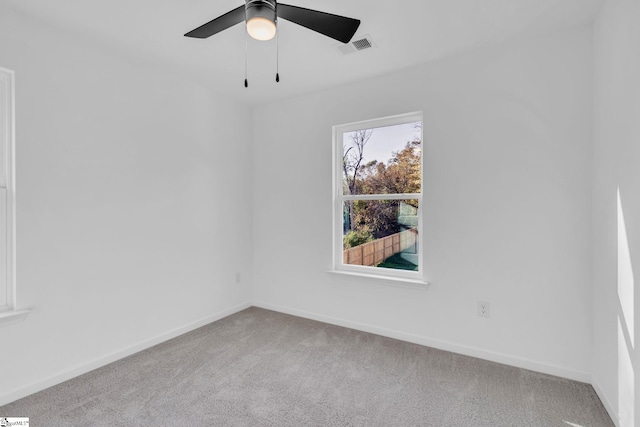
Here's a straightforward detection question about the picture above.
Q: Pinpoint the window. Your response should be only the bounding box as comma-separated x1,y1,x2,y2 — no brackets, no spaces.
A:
333,112,425,284
0,66,27,326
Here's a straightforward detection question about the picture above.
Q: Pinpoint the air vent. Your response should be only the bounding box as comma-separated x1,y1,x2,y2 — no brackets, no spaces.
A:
352,38,372,50
337,35,375,55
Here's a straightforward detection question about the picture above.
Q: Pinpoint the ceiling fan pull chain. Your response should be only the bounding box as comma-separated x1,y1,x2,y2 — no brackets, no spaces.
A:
275,29,280,83
244,23,249,88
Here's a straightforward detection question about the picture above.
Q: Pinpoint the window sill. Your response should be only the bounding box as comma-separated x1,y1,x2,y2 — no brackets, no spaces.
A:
328,270,430,290
0,309,31,327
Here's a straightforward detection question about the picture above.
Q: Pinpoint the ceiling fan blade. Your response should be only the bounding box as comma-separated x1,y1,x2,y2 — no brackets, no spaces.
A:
277,4,360,44
184,5,245,39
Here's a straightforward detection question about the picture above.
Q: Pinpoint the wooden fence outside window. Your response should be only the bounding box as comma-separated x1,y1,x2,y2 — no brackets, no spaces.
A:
343,228,418,267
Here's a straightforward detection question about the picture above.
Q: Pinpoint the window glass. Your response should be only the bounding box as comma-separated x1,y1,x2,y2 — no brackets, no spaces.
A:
342,200,419,271
342,122,421,196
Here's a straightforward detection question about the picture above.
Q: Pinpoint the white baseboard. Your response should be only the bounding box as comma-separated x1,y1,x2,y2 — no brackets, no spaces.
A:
591,378,620,427
252,301,592,383
0,301,251,407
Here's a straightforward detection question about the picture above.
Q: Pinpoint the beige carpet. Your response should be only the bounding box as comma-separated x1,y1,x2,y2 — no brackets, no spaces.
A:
1,307,614,426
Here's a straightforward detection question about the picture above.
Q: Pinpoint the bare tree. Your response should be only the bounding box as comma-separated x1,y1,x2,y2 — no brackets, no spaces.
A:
342,129,373,231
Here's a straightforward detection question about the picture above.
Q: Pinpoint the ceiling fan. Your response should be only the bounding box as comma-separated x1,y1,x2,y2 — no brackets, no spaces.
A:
184,1,361,86
184,0,361,44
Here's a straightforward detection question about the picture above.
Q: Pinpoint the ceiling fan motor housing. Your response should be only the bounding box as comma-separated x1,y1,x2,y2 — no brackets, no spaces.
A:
245,0,277,24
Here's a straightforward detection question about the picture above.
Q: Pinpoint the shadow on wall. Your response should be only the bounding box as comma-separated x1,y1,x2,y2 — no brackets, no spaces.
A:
617,186,637,426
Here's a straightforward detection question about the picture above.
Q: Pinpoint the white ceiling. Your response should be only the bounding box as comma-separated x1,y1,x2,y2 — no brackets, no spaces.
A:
4,0,603,105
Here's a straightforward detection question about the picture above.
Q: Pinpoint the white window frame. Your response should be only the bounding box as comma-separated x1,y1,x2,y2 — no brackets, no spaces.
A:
331,112,427,287
0,66,28,326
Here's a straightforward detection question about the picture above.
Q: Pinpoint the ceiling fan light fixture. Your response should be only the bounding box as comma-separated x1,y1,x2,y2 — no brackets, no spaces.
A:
247,17,276,41
245,0,277,41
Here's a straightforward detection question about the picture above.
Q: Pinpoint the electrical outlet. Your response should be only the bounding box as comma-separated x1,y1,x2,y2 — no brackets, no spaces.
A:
477,301,490,318
235,273,241,284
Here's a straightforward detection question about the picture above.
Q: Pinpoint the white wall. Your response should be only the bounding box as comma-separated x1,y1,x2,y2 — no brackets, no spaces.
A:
593,0,640,425
0,7,252,404
252,27,594,381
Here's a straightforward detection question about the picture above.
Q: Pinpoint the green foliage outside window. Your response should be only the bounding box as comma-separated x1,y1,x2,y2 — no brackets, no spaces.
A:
343,137,421,241
343,229,374,249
